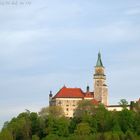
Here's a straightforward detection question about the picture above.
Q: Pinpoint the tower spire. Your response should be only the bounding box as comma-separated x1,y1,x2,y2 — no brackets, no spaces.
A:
94,52,108,106
96,51,103,67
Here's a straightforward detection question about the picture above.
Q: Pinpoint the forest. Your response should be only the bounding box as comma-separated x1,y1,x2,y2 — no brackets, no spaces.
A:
0,99,140,140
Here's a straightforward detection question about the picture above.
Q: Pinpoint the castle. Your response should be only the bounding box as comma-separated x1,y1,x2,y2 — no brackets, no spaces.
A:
49,52,130,117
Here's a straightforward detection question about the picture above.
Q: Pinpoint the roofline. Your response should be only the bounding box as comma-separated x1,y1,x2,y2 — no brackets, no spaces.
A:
52,97,84,99
107,105,130,107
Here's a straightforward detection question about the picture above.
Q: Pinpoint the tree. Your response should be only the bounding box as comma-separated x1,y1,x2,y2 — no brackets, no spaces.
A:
69,117,81,134
56,117,70,137
111,132,120,140
2,112,32,140
2,121,9,129
118,109,135,133
94,104,111,132
119,99,128,109
45,116,69,137
110,111,121,132
74,100,97,118
39,106,64,119
103,132,112,140
32,135,40,140
30,112,40,135
131,101,140,113
125,130,135,140
73,100,99,134
133,112,140,135
42,134,59,140
74,122,91,135
0,129,13,140
1,104,140,140
88,117,98,134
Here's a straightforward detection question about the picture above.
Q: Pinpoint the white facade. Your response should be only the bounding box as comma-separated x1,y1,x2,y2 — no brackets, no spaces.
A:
51,98,83,117
107,105,130,111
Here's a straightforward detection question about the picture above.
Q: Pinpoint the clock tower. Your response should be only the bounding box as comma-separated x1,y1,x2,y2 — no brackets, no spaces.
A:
94,52,108,105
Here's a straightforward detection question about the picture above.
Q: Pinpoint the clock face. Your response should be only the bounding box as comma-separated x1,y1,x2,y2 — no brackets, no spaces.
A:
96,68,103,74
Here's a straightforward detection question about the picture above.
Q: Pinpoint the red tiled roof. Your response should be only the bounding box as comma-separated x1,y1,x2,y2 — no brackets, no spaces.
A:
84,92,94,98
53,86,85,98
91,99,99,105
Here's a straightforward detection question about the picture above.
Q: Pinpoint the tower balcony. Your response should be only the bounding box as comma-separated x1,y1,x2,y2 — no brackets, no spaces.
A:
94,74,106,79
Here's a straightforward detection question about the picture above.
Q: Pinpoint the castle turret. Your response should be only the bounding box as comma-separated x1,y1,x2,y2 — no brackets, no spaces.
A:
94,52,108,105
49,91,53,105
86,85,90,92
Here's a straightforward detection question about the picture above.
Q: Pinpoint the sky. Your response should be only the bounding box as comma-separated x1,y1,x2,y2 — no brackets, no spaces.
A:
0,0,140,129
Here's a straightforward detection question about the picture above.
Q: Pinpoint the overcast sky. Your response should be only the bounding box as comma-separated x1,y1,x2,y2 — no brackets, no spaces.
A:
0,0,140,129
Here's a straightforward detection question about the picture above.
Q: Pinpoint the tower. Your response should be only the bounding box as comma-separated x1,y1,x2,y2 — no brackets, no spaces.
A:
94,52,108,105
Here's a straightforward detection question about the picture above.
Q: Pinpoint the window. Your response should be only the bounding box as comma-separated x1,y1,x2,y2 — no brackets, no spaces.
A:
96,81,99,86
58,101,61,105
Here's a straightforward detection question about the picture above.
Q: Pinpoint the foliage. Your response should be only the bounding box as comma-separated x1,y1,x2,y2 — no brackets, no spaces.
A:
74,122,91,135
39,106,64,119
119,99,128,109
1,100,140,140
118,109,135,132
0,129,13,140
131,101,140,113
94,104,111,132
74,100,97,117
45,116,69,137
32,135,40,140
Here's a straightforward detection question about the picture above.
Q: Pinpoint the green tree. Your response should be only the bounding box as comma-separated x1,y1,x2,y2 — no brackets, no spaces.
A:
2,112,31,140
103,132,112,140
69,117,81,134
125,130,135,140
74,100,98,134
0,129,13,140
88,117,98,134
45,116,69,137
39,106,64,119
131,101,140,113
74,100,97,118
94,104,111,132
110,111,121,132
119,131,125,140
30,112,40,135
118,109,135,133
119,99,128,109
32,134,40,140
111,132,120,140
1,104,140,140
74,122,91,135
2,121,9,129
42,134,59,140
134,113,140,135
